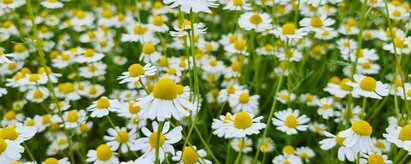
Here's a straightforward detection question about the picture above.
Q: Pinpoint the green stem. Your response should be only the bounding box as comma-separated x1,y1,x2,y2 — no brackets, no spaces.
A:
23,142,36,163
155,121,164,164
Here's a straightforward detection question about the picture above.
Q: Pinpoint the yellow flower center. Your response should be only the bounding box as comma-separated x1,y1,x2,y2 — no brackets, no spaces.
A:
335,133,346,146
234,111,253,129
142,42,155,54
284,115,297,128
227,86,236,94
44,157,59,164
0,138,7,154
76,10,86,19
282,23,296,35
233,39,246,51
158,56,168,67
33,89,44,99
153,78,178,100
96,97,110,109
3,0,14,4
0,126,18,140
133,25,147,34
238,93,250,104
351,120,372,136
128,64,145,77
149,132,165,148
359,76,377,92
231,61,241,72
283,145,295,154
42,115,52,125
153,1,163,9
3,20,13,28
29,74,40,82
152,15,164,26
229,35,237,43
128,102,140,114
205,43,214,52
84,49,95,57
167,68,177,75
392,9,402,17
8,62,17,70
280,93,289,100
249,13,263,25
368,153,384,164
102,10,113,18
399,124,411,141
237,139,247,149
407,89,411,97
176,85,185,95
310,17,323,27
374,141,385,149
306,94,314,102
361,61,371,69
322,29,330,36
66,110,79,122
88,86,98,95
182,146,200,164
62,82,75,94
322,104,331,110
96,144,113,161
14,44,26,53
264,44,274,51
60,53,71,61
233,0,243,6
115,130,129,143
26,119,35,126
4,111,16,120
80,124,89,133
339,78,352,91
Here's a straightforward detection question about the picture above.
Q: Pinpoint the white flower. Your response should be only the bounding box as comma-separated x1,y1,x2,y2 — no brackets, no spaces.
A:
383,124,411,154
319,131,356,162
348,75,389,99
132,121,182,162
104,127,137,153
238,12,272,32
0,138,24,163
86,144,119,164
224,111,266,138
118,63,157,84
359,152,392,164
172,146,212,164
230,138,252,153
272,108,310,135
87,97,122,118
339,120,373,153
163,0,218,13
228,91,259,115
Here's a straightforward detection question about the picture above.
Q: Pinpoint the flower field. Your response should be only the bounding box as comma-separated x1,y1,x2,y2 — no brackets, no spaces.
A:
1,0,411,163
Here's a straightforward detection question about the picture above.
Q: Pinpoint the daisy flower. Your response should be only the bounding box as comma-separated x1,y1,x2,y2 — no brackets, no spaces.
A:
163,0,218,13
0,124,36,143
118,63,157,84
223,0,251,11
0,50,14,63
0,137,24,163
299,15,335,32
371,138,391,153
86,144,119,164
172,146,212,164
257,137,275,153
170,21,207,37
383,124,411,154
41,0,64,9
74,48,104,63
228,91,259,114
348,75,389,99
63,110,87,129
272,154,302,164
132,121,182,162
230,138,253,153
135,78,195,121
224,111,266,138
315,97,335,119
1,110,24,126
319,131,356,162
296,146,315,161
211,113,234,138
359,152,392,164
87,97,122,118
42,157,70,164
238,12,272,32
140,41,162,63
324,78,353,98
0,0,25,9
272,23,307,41
339,120,373,153
277,90,296,104
272,108,310,135
26,87,50,103
104,127,137,153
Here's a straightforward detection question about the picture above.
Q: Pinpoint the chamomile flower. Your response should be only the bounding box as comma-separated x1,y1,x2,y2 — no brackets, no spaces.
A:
230,138,252,153
348,75,389,99
41,0,64,9
140,41,162,63
0,138,24,163
0,124,36,143
339,120,373,153
309,122,327,134
359,152,392,164
319,131,356,162
238,12,272,32
383,124,411,154
75,48,104,63
164,0,218,13
172,146,212,164
135,78,195,121
211,113,234,138
272,108,310,135
104,127,137,153
257,137,275,153
223,0,251,10
86,144,119,164
315,97,335,119
224,111,266,138
0,50,14,63
0,0,25,9
371,138,391,153
299,15,335,32
63,110,87,129
272,23,307,41
296,146,315,161
118,63,157,84
277,90,296,104
272,154,302,164
132,121,182,162
2,111,24,126
42,157,70,164
87,97,121,118
26,87,50,103
228,91,259,114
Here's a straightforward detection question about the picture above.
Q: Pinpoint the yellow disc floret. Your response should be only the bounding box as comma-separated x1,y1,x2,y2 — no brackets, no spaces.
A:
234,111,253,129
351,120,372,136
153,78,178,100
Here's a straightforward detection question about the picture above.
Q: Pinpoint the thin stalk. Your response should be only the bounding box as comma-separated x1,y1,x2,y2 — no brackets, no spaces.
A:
155,121,164,164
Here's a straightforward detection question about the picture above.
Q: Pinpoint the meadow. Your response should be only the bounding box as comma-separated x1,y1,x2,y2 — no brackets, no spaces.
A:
0,0,411,163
